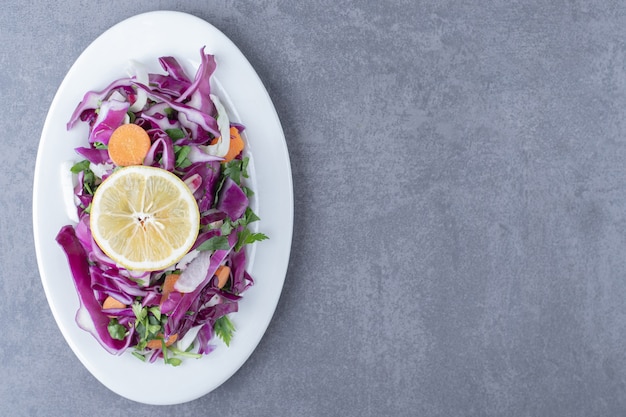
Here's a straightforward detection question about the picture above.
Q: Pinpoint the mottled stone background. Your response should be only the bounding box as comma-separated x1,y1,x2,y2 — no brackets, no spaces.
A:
2,1,626,416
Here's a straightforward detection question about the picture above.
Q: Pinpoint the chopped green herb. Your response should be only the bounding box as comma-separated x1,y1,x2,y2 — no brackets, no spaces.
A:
107,318,127,340
166,128,186,140
149,306,162,321
131,301,168,353
220,207,260,236
214,316,236,346
244,207,260,224
166,357,182,367
196,235,230,251
220,220,235,235
222,156,250,185
173,145,192,169
170,345,203,358
70,160,98,196
70,160,91,174
235,230,269,252
132,301,147,322
241,186,255,198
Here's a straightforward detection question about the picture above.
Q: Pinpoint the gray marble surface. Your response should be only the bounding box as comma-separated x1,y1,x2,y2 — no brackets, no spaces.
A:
3,1,626,415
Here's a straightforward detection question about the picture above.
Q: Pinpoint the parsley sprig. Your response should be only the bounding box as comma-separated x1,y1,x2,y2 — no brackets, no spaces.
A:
132,302,166,351
221,207,268,252
71,160,98,196
214,316,235,346
222,157,249,186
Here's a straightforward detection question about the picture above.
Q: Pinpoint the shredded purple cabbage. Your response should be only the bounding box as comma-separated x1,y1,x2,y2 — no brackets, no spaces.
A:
56,226,132,355
217,177,249,220
56,48,260,365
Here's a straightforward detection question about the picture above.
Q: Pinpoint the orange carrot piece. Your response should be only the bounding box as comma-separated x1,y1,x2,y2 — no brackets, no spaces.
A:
102,296,126,310
107,123,151,166
146,333,178,350
160,273,180,305
215,265,231,289
210,127,245,162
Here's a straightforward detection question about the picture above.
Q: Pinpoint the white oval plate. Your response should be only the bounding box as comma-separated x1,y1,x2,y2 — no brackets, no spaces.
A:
33,11,292,405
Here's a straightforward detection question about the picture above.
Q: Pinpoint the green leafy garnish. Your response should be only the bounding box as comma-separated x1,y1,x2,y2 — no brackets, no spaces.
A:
241,185,255,198
70,160,98,196
222,156,250,185
70,160,91,174
166,357,182,367
166,128,186,140
107,318,127,340
220,207,260,236
196,235,230,251
149,306,162,321
214,316,235,346
243,207,260,224
235,230,269,252
173,145,192,169
161,341,182,366
169,345,203,359
218,207,265,251
132,301,167,351
132,301,147,322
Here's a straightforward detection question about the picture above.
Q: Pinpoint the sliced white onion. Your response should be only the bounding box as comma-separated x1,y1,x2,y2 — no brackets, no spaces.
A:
89,162,114,179
202,94,230,157
60,160,79,223
176,325,202,352
126,60,148,112
174,250,212,293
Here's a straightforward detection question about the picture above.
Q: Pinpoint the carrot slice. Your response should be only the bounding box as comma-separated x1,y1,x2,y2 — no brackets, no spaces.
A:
160,273,180,305
215,265,231,289
210,127,244,162
108,123,151,166
102,296,126,310
146,333,178,349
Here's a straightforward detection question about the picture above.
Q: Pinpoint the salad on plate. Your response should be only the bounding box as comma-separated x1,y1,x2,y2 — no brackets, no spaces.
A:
55,47,267,366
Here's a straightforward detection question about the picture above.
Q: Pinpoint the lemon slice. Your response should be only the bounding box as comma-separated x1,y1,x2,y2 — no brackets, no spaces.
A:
90,166,200,271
